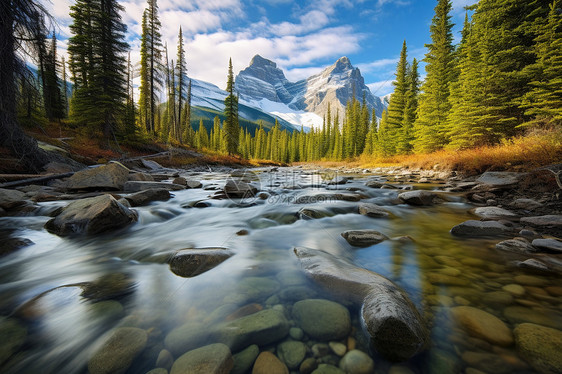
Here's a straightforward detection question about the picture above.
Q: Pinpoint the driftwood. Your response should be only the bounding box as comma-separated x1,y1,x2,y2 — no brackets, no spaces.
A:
294,247,429,361
0,172,75,188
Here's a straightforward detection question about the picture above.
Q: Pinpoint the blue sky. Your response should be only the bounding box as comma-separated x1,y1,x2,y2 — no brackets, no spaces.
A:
43,0,478,96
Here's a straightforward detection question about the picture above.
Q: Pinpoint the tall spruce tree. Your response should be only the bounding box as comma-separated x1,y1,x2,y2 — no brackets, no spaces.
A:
522,0,562,126
223,58,239,155
385,40,409,154
68,0,129,139
139,0,163,134
176,27,187,143
43,33,64,121
413,0,455,153
400,58,420,153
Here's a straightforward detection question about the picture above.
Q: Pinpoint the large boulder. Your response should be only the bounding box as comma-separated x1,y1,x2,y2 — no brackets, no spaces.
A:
475,172,528,188
66,162,130,191
0,188,27,210
294,247,428,361
292,299,351,341
514,323,562,374
170,343,233,374
450,220,511,237
398,190,441,206
169,248,234,277
88,327,147,374
124,188,171,207
521,215,562,228
45,194,137,236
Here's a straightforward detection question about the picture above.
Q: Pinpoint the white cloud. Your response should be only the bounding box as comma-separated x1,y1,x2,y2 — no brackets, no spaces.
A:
357,58,398,73
367,80,394,96
284,66,324,82
451,0,478,12
271,10,330,36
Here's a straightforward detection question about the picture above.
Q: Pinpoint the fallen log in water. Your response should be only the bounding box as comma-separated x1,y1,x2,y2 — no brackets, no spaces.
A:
293,246,429,362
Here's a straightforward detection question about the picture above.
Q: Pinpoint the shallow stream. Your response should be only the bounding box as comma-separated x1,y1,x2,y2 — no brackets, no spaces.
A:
0,168,560,373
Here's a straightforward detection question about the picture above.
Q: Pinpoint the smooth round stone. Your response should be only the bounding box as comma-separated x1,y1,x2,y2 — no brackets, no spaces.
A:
289,327,304,341
482,291,514,307
300,357,319,374
513,275,548,286
277,341,307,370
88,327,148,374
156,349,174,370
292,299,351,341
454,296,471,306
450,306,513,347
338,350,375,374
503,306,562,329
461,351,514,374
252,351,288,374
170,343,233,374
312,343,331,358
546,286,562,297
438,267,461,277
425,295,454,307
514,323,562,374
329,341,347,357
502,284,526,296
231,344,259,374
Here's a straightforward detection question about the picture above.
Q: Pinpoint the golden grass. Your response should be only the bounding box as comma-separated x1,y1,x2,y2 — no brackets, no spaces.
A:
359,129,562,175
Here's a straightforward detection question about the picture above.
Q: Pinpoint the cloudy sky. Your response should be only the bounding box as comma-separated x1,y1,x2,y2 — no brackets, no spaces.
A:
43,0,477,96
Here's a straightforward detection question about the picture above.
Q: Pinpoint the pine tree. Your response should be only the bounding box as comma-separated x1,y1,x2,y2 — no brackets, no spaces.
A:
413,0,455,153
223,58,239,155
61,56,69,117
522,0,562,126
385,40,409,154
42,33,64,120
123,51,136,136
139,0,163,135
400,58,420,153
176,27,187,143
183,79,192,144
68,0,129,139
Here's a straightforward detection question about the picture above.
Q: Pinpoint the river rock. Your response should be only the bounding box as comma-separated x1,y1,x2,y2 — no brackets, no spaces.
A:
300,357,319,374
475,172,527,188
217,309,289,352
66,162,130,191
186,179,203,189
294,247,428,361
292,299,350,341
365,180,384,188
450,220,511,237
0,188,26,210
471,207,518,220
358,203,390,218
123,181,185,192
164,322,210,356
231,344,259,374
521,215,562,228
341,230,388,247
81,273,136,301
495,238,537,253
502,284,525,296
0,317,27,366
298,207,331,219
461,351,513,374
127,171,154,181
328,176,348,185
482,291,514,307
224,180,258,198
45,194,137,236
531,238,562,253
514,323,562,374
338,350,375,374
398,190,441,206
170,343,233,374
156,349,174,370
450,306,513,346
277,340,307,369
88,327,147,374
124,188,171,207
504,306,562,330
295,193,362,204
169,248,234,277
252,351,288,374
312,364,345,374
514,258,550,272
512,198,542,210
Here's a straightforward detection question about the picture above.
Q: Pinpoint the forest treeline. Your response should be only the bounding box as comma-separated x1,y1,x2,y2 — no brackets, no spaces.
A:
2,0,561,168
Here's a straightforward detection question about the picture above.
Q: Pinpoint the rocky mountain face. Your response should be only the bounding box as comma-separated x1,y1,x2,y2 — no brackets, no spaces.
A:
235,55,387,120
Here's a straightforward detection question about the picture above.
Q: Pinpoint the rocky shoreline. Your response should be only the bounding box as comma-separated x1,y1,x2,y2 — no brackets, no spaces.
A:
0,160,561,373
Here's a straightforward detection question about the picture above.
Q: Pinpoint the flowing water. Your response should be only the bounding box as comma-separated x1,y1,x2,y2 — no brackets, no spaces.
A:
0,168,561,374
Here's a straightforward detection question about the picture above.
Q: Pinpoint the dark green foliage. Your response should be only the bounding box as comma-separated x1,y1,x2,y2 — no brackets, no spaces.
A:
68,0,129,139
223,58,239,155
